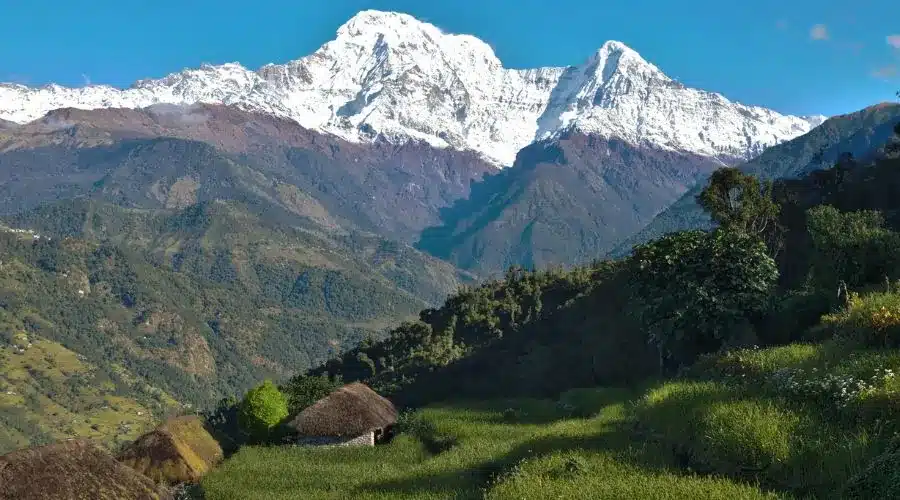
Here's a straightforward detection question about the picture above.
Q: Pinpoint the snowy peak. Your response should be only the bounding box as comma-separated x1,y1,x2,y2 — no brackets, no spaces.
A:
589,40,668,82
0,10,824,166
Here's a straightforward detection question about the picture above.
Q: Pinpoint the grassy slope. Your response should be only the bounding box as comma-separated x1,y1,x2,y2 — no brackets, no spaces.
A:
0,335,178,454
202,333,900,499
202,391,775,500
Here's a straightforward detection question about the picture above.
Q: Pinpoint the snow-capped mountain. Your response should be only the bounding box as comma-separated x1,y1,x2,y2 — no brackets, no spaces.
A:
0,10,825,166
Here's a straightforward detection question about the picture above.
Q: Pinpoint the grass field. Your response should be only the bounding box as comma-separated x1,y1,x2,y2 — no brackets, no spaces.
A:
200,339,900,500
202,392,779,499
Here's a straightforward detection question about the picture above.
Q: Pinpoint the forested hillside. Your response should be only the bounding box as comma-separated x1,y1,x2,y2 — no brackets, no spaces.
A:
286,121,900,409
196,119,900,500
0,197,472,453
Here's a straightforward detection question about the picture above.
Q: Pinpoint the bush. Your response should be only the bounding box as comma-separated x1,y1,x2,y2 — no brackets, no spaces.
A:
203,396,244,455
761,287,835,345
821,290,900,348
841,443,900,499
237,380,288,442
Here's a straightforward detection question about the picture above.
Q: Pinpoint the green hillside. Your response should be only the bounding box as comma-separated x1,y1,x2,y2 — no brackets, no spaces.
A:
0,335,178,454
197,125,900,498
205,339,900,499
0,198,470,452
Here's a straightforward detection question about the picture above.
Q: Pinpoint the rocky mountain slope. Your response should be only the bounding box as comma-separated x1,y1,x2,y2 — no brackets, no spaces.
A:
0,10,822,167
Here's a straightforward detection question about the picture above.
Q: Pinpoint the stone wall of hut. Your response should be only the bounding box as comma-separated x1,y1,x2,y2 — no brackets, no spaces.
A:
294,431,375,447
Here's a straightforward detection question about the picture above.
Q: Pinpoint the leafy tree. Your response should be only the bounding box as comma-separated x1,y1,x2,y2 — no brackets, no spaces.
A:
697,167,782,255
806,205,900,291
629,229,778,372
281,374,342,416
237,380,288,442
203,396,244,455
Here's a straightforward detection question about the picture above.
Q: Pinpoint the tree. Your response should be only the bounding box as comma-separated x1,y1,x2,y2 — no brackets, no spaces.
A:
629,229,778,372
806,205,900,290
697,168,783,255
281,374,342,415
237,380,289,442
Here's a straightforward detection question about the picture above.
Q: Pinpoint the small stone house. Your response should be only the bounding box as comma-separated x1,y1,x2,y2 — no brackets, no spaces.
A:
287,382,398,447
0,440,173,500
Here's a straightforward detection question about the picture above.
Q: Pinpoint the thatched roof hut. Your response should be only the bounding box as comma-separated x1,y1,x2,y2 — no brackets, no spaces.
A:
117,415,224,485
0,440,173,500
288,382,397,443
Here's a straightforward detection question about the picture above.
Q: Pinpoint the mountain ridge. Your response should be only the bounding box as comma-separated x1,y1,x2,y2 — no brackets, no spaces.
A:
0,10,823,166
611,102,900,256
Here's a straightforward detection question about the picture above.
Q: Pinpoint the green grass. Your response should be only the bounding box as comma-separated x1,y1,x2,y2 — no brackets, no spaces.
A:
201,342,900,499
201,391,781,499
201,290,900,499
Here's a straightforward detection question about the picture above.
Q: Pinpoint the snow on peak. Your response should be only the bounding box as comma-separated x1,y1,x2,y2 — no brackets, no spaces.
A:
0,10,824,166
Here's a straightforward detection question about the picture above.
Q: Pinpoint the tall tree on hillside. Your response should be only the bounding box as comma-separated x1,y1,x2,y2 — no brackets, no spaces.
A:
697,167,783,255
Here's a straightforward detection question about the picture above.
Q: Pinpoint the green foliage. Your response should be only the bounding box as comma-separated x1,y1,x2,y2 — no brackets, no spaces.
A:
634,379,883,497
697,167,782,252
841,443,900,499
310,262,655,405
0,197,465,447
821,290,900,348
760,286,834,345
203,396,244,456
806,205,900,290
629,229,778,369
281,374,343,416
237,380,288,442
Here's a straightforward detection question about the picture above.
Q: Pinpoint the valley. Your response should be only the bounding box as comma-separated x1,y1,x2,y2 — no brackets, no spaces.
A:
0,6,899,500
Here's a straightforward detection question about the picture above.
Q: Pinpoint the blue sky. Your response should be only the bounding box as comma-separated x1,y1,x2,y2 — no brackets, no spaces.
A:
1,0,897,117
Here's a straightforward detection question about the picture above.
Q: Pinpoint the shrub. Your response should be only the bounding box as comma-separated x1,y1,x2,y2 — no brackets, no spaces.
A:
203,396,244,455
237,380,288,442
821,291,900,348
841,443,900,499
761,287,835,345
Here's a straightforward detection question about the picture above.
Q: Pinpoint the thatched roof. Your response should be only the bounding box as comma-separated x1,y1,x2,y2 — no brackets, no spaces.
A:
117,415,223,485
0,440,173,500
289,382,398,437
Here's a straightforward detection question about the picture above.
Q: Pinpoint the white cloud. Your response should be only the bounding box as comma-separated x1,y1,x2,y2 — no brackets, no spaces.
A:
871,65,897,79
810,24,829,41
888,35,900,49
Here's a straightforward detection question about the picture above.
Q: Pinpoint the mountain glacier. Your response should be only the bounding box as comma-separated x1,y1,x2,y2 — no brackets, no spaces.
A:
0,10,825,166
